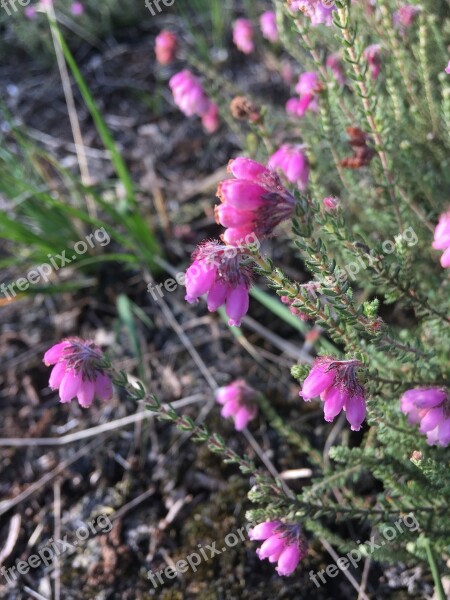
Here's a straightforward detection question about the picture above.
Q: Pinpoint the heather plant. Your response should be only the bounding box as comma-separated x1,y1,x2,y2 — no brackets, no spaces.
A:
3,0,450,597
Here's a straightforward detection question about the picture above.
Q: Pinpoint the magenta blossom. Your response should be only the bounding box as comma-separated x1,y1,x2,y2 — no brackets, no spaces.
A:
215,158,296,245
25,5,37,18
400,388,450,447
287,71,322,118
249,521,307,576
70,1,84,15
215,380,258,430
364,44,382,80
393,5,421,33
326,54,345,86
201,102,220,133
432,210,450,268
169,70,211,118
446,61,450,75
300,357,367,431
185,240,253,326
323,196,339,211
233,19,254,54
260,11,279,43
155,30,178,65
268,145,310,191
289,0,335,27
43,338,113,408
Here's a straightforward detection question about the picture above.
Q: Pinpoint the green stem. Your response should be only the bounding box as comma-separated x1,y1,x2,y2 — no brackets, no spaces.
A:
423,538,446,600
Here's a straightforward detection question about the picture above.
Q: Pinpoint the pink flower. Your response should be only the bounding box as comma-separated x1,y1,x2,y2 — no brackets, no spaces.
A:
268,145,310,191
169,70,211,117
260,11,278,43
215,380,258,430
70,1,84,15
201,102,220,133
286,72,322,118
249,521,307,576
25,5,37,19
445,61,450,75
185,241,253,326
323,196,339,211
432,210,450,268
43,338,113,408
155,30,178,65
326,54,345,86
393,5,421,33
233,19,254,54
289,0,335,27
215,158,296,245
400,388,450,447
300,357,367,431
364,44,382,80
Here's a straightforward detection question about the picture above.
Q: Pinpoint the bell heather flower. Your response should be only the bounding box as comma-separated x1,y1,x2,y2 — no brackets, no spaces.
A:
185,240,253,326
25,5,37,18
201,102,220,133
169,70,211,117
233,19,254,54
155,30,178,65
70,1,84,15
323,196,339,211
249,521,307,576
326,54,345,86
300,357,367,431
446,61,450,75
432,209,450,268
289,0,335,27
43,338,113,408
268,145,310,191
260,11,279,43
215,380,258,430
216,158,296,245
287,72,322,117
393,5,421,33
400,388,450,447
364,44,382,80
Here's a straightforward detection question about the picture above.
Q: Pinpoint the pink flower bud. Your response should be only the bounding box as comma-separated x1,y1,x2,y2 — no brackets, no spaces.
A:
215,380,258,430
155,30,178,65
260,11,278,43
268,144,310,190
233,19,254,54
400,388,450,446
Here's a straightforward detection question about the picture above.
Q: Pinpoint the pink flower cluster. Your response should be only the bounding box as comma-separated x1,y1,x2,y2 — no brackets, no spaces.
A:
432,210,450,268
289,0,335,27
300,357,366,431
393,4,421,34
400,388,450,447
185,240,252,326
215,380,258,430
260,11,279,43
286,72,321,118
249,521,307,576
169,70,219,133
215,157,296,245
233,19,254,54
155,30,178,66
43,338,113,408
268,145,310,191
364,44,382,80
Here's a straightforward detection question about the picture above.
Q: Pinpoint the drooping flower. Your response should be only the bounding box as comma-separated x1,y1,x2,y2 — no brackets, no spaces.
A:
288,0,335,27
155,30,178,65
400,388,450,447
300,357,367,431
432,209,450,268
185,240,253,326
326,54,345,86
201,102,220,133
268,145,310,191
393,5,421,33
169,70,211,118
215,380,258,430
70,1,84,15
249,521,307,576
287,72,322,117
260,11,279,43
233,19,254,54
215,157,296,245
43,338,113,408
364,44,382,80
